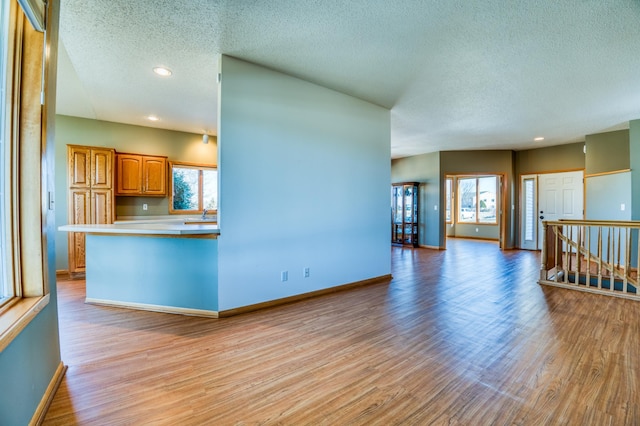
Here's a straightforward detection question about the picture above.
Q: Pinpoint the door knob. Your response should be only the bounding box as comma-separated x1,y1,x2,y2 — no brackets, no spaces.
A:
540,216,544,220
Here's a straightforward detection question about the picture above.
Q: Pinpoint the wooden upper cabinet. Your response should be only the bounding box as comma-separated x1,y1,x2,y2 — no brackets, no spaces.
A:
142,156,166,195
91,148,113,188
68,146,91,188
116,154,143,194
115,153,167,196
68,145,114,189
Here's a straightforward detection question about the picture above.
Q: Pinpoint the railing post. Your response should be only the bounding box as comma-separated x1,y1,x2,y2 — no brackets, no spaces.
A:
540,221,548,281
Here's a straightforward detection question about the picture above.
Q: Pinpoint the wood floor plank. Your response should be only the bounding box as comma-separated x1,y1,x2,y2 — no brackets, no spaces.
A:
43,239,640,425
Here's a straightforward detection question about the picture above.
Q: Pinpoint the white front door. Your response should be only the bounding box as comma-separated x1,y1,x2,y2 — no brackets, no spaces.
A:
537,170,584,249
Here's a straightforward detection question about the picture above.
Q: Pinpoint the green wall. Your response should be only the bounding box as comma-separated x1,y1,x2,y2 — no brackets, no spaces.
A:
515,142,585,176
585,130,629,175
55,115,218,270
630,120,640,221
441,150,515,248
391,152,441,248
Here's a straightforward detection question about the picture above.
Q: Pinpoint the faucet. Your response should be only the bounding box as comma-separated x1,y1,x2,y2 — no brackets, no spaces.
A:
202,209,208,220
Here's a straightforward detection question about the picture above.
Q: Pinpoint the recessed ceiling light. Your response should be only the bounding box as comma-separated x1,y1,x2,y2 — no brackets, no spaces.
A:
147,115,159,121
534,137,544,141
153,67,172,77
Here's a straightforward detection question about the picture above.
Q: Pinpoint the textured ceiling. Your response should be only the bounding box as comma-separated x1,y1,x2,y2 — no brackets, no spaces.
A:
56,0,640,158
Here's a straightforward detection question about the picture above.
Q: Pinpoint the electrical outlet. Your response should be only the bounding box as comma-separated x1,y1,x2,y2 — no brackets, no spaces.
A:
304,267,310,278
281,271,288,282
143,203,148,211
475,228,479,232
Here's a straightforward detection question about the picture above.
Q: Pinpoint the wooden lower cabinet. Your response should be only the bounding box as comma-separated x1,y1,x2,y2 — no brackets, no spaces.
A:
92,189,113,224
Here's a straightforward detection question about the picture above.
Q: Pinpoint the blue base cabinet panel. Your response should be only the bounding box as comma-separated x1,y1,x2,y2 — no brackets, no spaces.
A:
86,235,218,312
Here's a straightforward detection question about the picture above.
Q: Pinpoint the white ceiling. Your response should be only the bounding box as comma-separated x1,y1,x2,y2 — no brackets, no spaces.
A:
56,0,640,159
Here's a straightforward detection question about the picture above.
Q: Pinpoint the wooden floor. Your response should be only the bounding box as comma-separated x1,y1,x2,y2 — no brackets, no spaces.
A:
44,239,640,425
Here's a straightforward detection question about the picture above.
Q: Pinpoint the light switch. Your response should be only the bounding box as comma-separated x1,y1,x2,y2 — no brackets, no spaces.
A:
621,203,626,211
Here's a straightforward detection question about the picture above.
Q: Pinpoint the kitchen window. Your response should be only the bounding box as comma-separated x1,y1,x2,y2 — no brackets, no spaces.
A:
169,162,218,214
457,176,498,224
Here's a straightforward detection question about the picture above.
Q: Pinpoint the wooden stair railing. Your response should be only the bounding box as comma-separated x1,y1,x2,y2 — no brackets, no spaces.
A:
539,220,640,301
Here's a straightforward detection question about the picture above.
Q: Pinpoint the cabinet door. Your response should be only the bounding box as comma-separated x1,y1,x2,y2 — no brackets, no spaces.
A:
91,148,114,189
92,189,113,224
116,154,143,195
68,146,91,188
68,189,91,273
142,156,166,195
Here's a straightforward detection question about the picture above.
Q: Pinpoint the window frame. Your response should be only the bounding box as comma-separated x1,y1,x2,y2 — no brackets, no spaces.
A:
456,175,498,225
445,177,453,224
168,161,218,215
0,0,51,353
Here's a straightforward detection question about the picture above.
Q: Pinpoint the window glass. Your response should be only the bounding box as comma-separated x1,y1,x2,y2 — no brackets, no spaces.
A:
445,178,452,222
524,178,535,241
172,167,199,211
170,163,217,213
457,176,498,224
458,178,477,223
202,168,218,210
478,176,497,223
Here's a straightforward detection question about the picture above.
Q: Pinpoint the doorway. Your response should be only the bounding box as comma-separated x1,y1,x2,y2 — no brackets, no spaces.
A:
445,174,505,249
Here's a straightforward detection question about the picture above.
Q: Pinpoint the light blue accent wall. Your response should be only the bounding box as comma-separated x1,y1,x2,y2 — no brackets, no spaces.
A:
217,56,390,311
630,119,640,221
391,152,442,247
86,235,218,311
586,172,632,221
0,302,61,425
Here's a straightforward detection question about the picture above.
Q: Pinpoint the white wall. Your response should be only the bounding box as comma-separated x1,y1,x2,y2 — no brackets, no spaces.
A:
217,56,390,311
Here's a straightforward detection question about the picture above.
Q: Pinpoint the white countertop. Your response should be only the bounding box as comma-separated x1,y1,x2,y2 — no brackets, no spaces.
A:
58,223,220,236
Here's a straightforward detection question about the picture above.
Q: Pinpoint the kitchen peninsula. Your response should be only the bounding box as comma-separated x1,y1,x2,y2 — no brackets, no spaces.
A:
58,221,220,317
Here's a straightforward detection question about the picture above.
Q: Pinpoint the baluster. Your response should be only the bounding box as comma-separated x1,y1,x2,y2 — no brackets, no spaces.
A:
540,221,548,281
607,226,613,291
552,225,561,282
597,226,602,289
636,227,640,293
576,225,581,285
564,225,570,284
617,227,621,271
585,225,591,289
624,227,630,293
